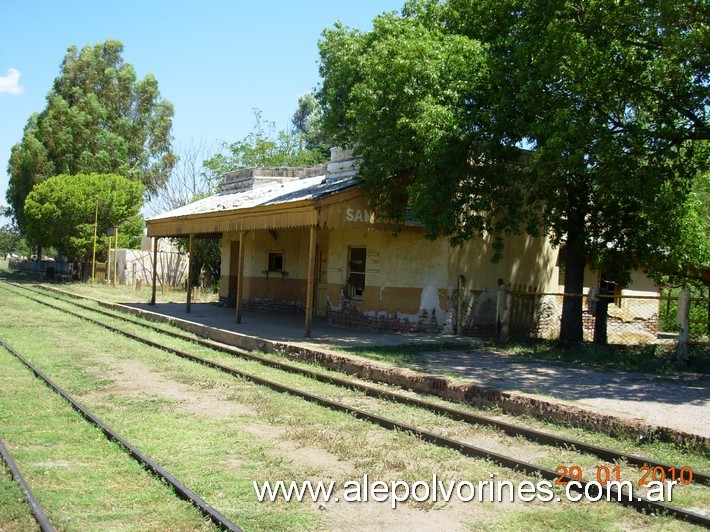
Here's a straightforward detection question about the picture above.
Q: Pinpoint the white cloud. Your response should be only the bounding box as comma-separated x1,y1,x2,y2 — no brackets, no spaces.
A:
0,68,24,95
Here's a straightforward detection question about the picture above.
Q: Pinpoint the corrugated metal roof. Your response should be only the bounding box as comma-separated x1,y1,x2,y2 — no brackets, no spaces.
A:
148,174,358,221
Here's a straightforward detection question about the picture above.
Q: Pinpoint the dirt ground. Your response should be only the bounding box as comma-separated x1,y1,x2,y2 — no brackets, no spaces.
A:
86,355,506,531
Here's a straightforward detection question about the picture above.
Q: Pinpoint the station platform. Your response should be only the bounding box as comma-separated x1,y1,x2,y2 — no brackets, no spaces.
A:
119,300,708,442
127,300,472,349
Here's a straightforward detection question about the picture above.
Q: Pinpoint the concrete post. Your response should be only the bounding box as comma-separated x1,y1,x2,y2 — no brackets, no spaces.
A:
456,275,465,335
150,237,158,305
497,280,510,342
91,196,98,284
677,288,690,365
113,228,118,287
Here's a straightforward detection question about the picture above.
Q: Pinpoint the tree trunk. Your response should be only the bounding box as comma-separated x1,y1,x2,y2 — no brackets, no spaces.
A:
593,287,609,345
560,225,586,344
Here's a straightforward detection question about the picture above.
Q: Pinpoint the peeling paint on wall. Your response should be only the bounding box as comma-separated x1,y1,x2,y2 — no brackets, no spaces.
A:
420,283,444,316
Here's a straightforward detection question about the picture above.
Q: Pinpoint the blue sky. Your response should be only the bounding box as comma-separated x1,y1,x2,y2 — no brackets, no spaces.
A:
0,0,404,223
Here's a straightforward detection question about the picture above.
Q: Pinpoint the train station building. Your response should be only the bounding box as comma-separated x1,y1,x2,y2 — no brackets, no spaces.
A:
146,148,659,339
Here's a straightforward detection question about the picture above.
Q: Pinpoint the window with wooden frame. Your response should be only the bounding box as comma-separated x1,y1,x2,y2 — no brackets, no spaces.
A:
268,252,284,272
347,247,366,300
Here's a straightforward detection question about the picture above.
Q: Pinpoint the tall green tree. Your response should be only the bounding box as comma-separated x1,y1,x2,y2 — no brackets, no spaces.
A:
317,0,709,343
291,92,330,157
203,108,330,182
7,39,175,232
23,173,145,260
449,0,709,343
647,167,710,289
0,222,29,258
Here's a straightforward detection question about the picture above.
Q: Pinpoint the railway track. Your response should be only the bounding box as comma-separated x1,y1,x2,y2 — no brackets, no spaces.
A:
0,335,241,531
12,281,710,484
1,280,709,526
0,437,54,532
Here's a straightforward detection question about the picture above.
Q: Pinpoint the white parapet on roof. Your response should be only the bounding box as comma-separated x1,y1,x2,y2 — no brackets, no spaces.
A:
147,148,361,222
222,164,328,193
221,147,359,194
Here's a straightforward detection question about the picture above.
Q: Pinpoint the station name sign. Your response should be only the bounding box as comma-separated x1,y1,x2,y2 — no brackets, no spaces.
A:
345,207,375,224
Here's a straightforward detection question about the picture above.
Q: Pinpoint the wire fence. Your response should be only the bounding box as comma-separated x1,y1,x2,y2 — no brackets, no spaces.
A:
659,294,710,345
504,289,710,347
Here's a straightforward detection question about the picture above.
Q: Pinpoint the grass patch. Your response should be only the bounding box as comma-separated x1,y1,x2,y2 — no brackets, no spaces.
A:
0,286,324,530
0,268,26,282
0,268,205,305
0,346,215,531
339,341,475,367
2,283,707,529
338,338,710,376
476,503,692,532
0,461,38,531
502,340,710,375
57,278,218,304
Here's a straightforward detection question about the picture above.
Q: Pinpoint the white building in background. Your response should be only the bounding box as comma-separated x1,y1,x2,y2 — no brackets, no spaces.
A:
140,236,182,254
107,237,188,287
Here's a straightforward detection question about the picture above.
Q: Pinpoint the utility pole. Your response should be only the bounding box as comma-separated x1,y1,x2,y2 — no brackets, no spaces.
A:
91,196,98,283
113,227,118,287
677,288,691,366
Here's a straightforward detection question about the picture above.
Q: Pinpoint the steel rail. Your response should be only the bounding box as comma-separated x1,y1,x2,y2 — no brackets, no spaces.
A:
0,338,241,532
0,438,55,531
2,284,709,526
12,281,710,487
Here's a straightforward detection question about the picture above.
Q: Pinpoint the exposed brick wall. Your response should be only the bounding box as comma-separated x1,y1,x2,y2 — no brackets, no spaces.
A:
327,300,444,333
583,310,659,343
583,311,596,342
218,296,305,314
507,294,563,340
242,297,305,313
223,292,659,342
219,295,236,308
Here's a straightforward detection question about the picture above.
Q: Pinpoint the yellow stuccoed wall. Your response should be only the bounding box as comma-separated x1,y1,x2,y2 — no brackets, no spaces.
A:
217,222,658,338
220,226,562,313
323,228,450,315
215,183,568,316
219,229,311,303
449,233,561,293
